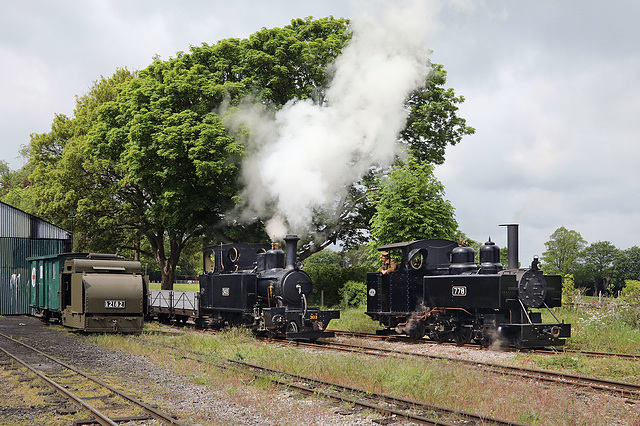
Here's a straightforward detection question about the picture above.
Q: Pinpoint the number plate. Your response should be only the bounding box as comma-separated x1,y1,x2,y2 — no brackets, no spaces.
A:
309,313,318,320
104,300,126,308
451,286,467,296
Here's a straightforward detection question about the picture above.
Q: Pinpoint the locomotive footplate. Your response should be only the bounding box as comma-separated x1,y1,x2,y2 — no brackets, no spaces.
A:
500,322,572,348
262,307,339,340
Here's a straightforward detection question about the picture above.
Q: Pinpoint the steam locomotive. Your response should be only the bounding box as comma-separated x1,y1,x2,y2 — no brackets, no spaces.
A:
148,235,339,340
366,224,571,348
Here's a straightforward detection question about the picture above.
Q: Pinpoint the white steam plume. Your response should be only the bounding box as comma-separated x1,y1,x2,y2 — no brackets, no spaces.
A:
229,1,434,239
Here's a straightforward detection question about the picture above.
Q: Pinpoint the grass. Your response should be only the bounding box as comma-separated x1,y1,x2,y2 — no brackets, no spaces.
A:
325,306,383,333
72,296,640,424
148,283,199,291
84,323,640,425
546,305,640,354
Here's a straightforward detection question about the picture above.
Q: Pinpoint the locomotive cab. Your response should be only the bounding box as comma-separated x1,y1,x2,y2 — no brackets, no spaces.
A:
366,239,458,337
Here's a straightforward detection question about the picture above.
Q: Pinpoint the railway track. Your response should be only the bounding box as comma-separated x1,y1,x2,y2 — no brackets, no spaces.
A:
148,339,523,426
331,330,640,361
225,357,525,426
0,332,186,426
280,336,640,401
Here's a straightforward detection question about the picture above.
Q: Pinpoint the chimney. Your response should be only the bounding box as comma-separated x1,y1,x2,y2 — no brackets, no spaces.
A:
500,223,519,270
284,235,300,269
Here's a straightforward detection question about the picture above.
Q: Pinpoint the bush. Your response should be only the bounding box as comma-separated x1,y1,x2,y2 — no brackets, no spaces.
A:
340,281,367,308
618,280,640,328
562,274,578,305
302,250,370,306
305,265,369,306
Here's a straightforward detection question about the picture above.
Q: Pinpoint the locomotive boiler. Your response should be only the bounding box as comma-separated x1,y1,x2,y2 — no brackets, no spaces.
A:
366,224,571,348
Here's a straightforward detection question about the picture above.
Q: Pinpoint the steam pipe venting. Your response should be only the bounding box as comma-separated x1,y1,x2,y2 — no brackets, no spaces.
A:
500,223,519,270
284,235,300,270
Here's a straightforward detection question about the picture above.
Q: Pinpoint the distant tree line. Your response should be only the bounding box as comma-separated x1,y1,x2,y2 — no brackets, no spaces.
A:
541,226,640,296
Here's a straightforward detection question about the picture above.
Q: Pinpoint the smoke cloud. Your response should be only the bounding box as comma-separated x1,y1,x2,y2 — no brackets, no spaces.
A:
229,1,434,239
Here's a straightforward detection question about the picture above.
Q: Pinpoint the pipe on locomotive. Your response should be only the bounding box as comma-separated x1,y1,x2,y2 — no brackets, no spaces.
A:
284,234,299,270
500,223,519,270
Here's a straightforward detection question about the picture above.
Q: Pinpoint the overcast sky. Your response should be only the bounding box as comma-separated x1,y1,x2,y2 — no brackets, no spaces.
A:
1,0,639,261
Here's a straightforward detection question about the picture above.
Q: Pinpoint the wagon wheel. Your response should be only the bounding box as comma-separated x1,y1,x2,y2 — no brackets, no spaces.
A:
453,328,472,346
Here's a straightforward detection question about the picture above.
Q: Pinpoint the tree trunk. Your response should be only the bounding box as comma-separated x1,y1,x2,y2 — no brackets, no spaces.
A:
160,260,176,291
147,233,185,291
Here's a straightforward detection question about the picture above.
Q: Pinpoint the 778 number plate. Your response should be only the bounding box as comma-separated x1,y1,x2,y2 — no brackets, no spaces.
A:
104,300,126,309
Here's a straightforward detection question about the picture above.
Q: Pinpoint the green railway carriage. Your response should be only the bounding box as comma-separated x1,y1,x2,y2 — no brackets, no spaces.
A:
28,253,148,333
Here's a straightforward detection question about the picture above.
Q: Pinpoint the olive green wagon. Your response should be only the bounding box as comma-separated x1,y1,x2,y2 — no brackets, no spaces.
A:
28,253,148,333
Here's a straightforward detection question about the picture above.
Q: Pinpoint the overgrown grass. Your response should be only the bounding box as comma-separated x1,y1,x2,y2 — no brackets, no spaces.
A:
549,305,640,354
85,324,639,425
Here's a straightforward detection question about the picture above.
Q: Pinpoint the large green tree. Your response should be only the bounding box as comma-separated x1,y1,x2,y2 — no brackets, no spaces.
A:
541,227,587,276
370,157,458,245
613,246,640,290
25,16,473,287
578,241,619,295
26,18,352,289
28,70,134,250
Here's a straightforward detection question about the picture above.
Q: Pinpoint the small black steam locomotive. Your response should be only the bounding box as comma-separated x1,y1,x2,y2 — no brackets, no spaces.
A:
366,224,571,348
148,235,339,340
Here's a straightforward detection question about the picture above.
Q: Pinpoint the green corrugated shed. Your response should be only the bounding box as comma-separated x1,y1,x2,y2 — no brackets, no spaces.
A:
1,201,70,315
0,238,66,315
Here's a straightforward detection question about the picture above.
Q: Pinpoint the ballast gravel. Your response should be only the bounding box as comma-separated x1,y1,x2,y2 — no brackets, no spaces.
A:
0,316,384,425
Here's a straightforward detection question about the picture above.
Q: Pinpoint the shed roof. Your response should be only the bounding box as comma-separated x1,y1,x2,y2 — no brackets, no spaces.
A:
0,201,69,239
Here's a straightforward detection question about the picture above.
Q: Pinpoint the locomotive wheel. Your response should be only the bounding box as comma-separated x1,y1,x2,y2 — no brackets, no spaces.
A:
453,328,472,346
408,323,425,340
428,331,448,343
286,321,299,334
512,335,524,349
477,334,495,348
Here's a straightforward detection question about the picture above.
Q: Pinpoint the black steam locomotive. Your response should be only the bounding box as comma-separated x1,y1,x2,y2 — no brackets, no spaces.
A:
148,235,339,340
366,224,571,348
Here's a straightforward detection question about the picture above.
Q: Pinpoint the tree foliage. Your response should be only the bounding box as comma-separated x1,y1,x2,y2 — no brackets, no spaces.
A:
541,227,587,276
613,246,640,290
578,241,619,294
302,249,368,306
370,157,458,245
22,16,474,287
401,64,474,165
542,227,640,295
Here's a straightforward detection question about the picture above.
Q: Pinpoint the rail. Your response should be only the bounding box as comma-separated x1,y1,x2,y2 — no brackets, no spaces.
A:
0,332,186,425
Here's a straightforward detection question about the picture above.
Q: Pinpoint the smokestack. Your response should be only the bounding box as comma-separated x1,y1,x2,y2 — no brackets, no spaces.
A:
284,235,300,269
500,224,519,270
